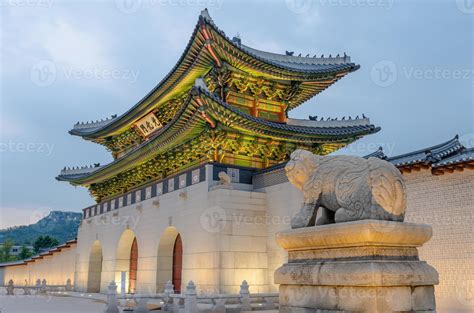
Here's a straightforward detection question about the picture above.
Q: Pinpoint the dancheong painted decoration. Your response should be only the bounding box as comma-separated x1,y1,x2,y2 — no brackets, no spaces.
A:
56,9,380,202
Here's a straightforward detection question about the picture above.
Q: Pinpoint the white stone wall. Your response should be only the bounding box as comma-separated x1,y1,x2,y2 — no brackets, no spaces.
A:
403,169,474,313
208,188,269,293
258,182,302,292
3,244,76,286
74,169,269,294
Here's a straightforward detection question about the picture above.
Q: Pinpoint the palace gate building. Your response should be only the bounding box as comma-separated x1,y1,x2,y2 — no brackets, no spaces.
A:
1,10,472,313
55,9,378,295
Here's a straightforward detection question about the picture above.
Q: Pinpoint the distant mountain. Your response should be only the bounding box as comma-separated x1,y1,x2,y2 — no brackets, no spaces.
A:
0,211,82,245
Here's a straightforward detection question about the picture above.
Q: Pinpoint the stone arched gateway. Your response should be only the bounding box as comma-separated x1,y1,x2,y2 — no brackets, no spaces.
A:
115,229,138,294
156,227,183,293
87,240,103,293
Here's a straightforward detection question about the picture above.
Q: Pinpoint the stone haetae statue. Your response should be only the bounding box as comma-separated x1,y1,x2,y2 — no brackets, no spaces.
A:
285,149,406,228
218,171,232,186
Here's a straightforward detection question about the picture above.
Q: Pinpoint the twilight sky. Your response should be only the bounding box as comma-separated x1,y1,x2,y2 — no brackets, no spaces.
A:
0,0,472,228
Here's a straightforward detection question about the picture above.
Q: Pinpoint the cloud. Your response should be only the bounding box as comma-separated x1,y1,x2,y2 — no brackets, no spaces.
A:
0,207,51,229
0,114,26,139
149,9,198,53
2,6,118,89
33,18,111,69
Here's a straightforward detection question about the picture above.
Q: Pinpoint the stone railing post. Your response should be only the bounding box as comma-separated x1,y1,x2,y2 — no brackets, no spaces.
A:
164,280,175,295
24,284,31,296
240,280,251,311
263,296,276,310
7,279,14,295
212,298,226,313
184,281,198,313
66,278,73,291
163,280,175,312
36,279,41,288
173,296,181,313
40,279,47,294
104,281,120,313
133,297,150,313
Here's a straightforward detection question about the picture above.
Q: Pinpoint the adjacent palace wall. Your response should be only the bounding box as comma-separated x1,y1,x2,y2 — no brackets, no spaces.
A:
404,169,474,312
0,240,76,287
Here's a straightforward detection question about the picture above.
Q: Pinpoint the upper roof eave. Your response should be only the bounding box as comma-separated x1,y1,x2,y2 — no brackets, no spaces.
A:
198,86,379,139
70,9,359,140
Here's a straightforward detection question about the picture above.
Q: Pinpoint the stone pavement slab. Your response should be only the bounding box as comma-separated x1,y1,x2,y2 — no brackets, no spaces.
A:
0,294,105,313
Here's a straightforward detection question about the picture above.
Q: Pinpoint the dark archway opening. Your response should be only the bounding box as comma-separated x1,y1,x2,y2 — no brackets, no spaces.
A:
129,237,138,294
172,234,183,294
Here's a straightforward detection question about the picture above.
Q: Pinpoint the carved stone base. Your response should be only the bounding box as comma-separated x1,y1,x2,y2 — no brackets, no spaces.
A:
275,220,439,313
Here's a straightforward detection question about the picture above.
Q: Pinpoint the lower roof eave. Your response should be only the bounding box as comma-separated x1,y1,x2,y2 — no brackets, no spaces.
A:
58,88,380,186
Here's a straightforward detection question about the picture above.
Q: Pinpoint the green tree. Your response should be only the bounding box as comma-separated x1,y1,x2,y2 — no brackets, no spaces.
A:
18,245,33,260
33,236,59,253
0,239,16,262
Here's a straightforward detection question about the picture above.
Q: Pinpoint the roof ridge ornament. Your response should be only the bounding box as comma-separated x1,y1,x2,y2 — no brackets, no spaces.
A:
232,33,241,46
194,77,210,92
59,163,102,177
200,8,212,22
73,115,118,129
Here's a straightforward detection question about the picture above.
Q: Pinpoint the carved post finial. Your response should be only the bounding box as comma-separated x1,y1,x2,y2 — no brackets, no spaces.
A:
184,281,198,313
7,279,14,295
240,280,251,311
104,281,119,313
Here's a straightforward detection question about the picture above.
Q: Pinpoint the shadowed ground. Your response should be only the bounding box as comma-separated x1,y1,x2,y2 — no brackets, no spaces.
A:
0,294,105,313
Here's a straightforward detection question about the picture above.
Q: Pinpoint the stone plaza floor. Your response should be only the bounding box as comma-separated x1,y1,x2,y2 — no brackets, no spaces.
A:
0,294,106,313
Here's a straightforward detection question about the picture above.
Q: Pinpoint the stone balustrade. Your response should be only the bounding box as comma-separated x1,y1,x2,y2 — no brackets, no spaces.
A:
106,280,279,313
1,278,72,296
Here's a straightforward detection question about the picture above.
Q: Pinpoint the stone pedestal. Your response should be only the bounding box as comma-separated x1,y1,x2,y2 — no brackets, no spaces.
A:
275,220,439,313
